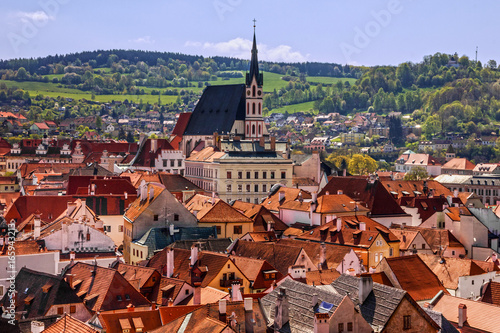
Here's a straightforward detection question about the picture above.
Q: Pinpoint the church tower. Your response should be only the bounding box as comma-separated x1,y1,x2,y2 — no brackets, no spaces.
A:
245,22,266,140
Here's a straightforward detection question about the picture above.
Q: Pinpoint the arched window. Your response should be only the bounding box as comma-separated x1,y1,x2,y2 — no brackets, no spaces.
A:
252,103,255,114
259,124,261,135
247,124,249,134
247,102,249,115
258,103,261,114
252,85,256,97
252,124,256,135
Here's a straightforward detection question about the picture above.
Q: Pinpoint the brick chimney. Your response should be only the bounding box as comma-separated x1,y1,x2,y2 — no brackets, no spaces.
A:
458,304,467,328
274,287,289,331
193,282,201,305
190,244,199,267
166,248,174,278
219,299,227,323
336,218,342,232
231,282,242,301
319,242,326,269
278,191,285,202
359,276,373,304
244,297,254,333
359,222,366,231
33,215,41,239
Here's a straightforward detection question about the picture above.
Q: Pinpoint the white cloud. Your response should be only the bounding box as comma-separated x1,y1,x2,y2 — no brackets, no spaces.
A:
17,11,54,24
130,36,155,44
185,37,309,63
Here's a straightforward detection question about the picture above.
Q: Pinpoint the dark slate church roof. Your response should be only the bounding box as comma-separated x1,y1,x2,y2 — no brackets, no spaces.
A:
183,84,246,136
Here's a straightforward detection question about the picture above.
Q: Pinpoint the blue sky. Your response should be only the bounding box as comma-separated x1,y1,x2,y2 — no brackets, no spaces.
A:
1,0,499,66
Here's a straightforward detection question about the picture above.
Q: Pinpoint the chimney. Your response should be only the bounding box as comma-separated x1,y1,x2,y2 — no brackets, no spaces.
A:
219,299,227,323
193,282,201,305
311,293,318,308
69,251,75,261
336,218,342,232
369,266,376,273
66,274,74,288
190,244,199,266
127,304,135,312
151,139,158,153
278,191,285,202
259,137,265,147
325,191,330,196
33,215,41,239
458,304,467,328
231,282,242,301
274,287,289,331
319,242,326,268
312,191,318,203
31,321,45,333
359,276,373,304
149,187,154,201
166,248,174,278
124,192,128,200
244,297,253,312
359,222,366,231
314,313,329,333
492,253,498,263
454,189,458,198
151,301,157,310
168,298,174,307
337,190,343,195
169,223,175,236
270,136,276,151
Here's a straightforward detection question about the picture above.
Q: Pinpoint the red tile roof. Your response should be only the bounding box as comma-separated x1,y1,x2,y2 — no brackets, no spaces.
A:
262,187,312,213
381,255,449,301
64,262,151,312
171,112,192,137
43,314,98,333
480,281,500,306
197,200,253,224
318,177,408,216
381,179,454,201
98,308,162,333
442,158,475,171
305,269,341,285
315,194,370,214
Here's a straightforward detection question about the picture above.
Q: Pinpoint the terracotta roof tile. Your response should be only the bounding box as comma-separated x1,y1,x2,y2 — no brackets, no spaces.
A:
442,158,475,171
64,262,151,312
113,263,159,291
198,200,253,224
154,305,228,333
480,281,500,306
124,183,165,222
99,308,162,333
305,269,340,285
393,225,465,253
43,314,98,333
315,194,370,214
418,254,488,290
433,294,500,332
228,240,305,276
149,277,186,305
381,255,449,301
318,177,408,216
262,187,311,213
367,272,393,287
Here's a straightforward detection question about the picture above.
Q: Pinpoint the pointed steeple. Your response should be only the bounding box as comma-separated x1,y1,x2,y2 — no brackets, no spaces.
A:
246,20,263,87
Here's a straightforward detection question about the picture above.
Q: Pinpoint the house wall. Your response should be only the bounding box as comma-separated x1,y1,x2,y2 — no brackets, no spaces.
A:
457,271,499,299
129,243,149,265
153,149,185,175
402,233,433,256
451,214,489,259
401,207,422,226
469,208,500,237
294,248,317,273
383,297,438,333
372,215,413,228
198,221,253,239
335,249,364,275
328,296,374,333
100,215,125,247
368,234,399,269
293,152,321,184
279,209,311,226
207,260,252,294
43,222,115,253
46,303,92,322
173,284,194,305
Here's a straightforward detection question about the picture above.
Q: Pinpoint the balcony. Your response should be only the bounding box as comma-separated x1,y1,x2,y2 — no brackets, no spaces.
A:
220,278,243,287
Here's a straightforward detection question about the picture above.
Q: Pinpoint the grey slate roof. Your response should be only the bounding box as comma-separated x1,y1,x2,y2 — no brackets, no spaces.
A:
331,274,406,329
423,308,459,333
183,84,246,136
134,226,218,258
260,278,345,333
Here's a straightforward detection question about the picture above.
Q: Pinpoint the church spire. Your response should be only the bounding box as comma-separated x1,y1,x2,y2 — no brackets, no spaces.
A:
246,19,263,87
